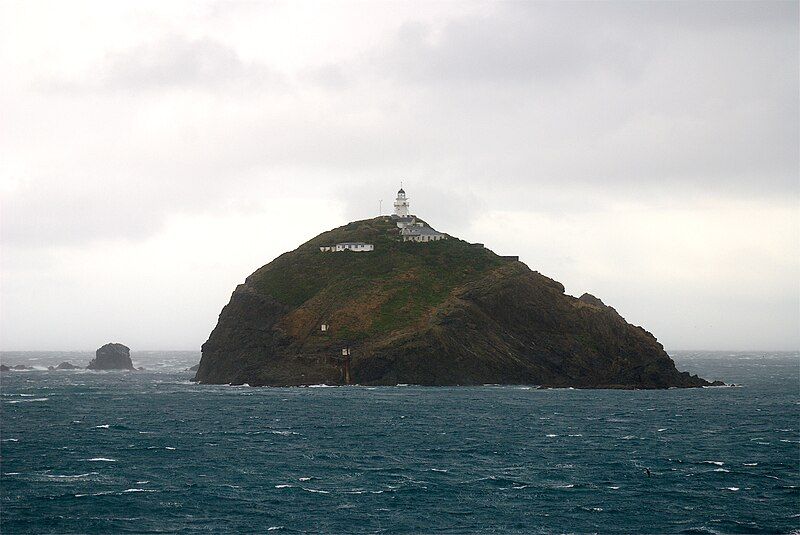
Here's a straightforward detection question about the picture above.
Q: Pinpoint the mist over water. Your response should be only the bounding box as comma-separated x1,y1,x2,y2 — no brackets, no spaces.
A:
1,351,797,533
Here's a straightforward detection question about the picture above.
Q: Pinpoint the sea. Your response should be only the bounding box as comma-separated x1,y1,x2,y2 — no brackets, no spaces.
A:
0,351,797,534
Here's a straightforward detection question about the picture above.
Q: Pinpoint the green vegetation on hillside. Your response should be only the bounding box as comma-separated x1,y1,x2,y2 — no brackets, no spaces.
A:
248,217,508,337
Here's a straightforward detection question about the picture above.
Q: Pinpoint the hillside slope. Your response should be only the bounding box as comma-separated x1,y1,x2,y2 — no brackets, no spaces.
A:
195,217,715,388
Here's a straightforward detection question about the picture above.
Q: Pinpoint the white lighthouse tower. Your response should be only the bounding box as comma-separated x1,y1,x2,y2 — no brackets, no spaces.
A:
393,186,410,217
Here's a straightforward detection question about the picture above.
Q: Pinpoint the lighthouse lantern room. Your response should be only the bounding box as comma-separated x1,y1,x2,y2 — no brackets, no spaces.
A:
393,187,410,217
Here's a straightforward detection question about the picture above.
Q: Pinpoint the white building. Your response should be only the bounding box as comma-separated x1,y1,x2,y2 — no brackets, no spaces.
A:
393,187,410,217
387,185,448,242
319,242,375,252
401,226,447,242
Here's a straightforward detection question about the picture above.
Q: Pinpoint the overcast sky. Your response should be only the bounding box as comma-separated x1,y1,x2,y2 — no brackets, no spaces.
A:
1,1,797,351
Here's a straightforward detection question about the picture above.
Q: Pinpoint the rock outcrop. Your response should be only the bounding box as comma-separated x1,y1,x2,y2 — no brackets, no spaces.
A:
1,364,33,371
87,343,134,370
48,362,82,370
195,217,716,388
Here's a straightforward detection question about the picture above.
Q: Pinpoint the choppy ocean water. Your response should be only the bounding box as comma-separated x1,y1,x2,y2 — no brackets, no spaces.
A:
0,351,797,534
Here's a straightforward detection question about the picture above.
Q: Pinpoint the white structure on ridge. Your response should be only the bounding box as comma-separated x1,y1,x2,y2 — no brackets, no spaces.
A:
393,187,410,217
319,242,374,252
400,225,446,242
390,185,447,242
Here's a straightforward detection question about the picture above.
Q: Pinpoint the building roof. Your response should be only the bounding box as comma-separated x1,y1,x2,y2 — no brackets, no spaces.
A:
400,226,445,236
337,242,371,246
398,188,405,194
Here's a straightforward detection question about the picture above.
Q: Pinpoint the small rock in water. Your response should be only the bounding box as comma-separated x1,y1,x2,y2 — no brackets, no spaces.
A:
87,343,135,371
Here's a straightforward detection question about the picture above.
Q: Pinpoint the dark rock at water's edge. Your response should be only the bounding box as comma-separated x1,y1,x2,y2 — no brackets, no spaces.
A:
0,364,10,372
11,364,33,370
48,361,82,370
186,363,200,372
195,217,720,389
87,343,134,370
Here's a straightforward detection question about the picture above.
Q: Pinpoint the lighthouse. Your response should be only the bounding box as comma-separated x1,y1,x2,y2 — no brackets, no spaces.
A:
393,187,410,217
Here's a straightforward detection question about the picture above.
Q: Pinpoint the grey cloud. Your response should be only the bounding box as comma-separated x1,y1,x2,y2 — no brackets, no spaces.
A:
368,1,797,100
1,186,163,248
375,16,644,86
580,1,798,30
367,2,761,87
349,1,798,198
47,36,285,93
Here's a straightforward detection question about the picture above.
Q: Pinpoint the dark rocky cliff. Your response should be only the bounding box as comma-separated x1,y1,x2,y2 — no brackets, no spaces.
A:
195,217,715,388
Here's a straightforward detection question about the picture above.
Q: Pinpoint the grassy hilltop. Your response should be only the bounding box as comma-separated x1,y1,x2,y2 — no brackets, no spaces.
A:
248,216,507,342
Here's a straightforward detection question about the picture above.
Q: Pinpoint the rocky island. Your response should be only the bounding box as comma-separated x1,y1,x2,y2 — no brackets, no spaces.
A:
87,343,134,370
195,194,717,389
48,362,81,370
